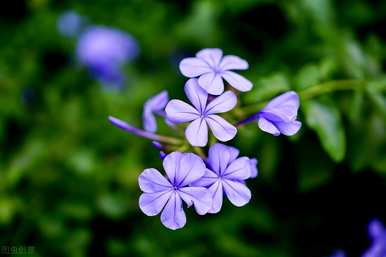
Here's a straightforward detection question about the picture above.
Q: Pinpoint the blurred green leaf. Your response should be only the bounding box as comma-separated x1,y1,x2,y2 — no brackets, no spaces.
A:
303,99,346,162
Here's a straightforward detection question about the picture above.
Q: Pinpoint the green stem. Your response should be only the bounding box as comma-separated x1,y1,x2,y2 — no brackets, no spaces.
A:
239,79,367,117
193,147,206,159
299,79,366,100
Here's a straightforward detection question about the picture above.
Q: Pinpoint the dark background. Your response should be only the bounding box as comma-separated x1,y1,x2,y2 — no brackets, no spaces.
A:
0,0,385,256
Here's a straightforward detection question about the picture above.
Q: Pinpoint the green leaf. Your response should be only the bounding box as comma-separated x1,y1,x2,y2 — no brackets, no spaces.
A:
304,99,346,162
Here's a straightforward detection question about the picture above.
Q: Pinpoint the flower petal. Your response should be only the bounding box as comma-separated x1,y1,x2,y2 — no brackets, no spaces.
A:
144,91,169,112
165,99,199,123
221,71,253,92
160,192,186,230
206,115,237,142
205,91,237,114
257,117,280,136
163,152,183,184
207,143,239,175
179,57,211,77
143,91,169,132
185,118,208,147
223,180,251,207
198,72,224,95
176,153,206,186
191,168,219,187
196,48,223,67
139,191,172,216
184,78,208,113
223,157,251,180
207,181,224,214
262,91,300,122
143,110,157,132
139,168,172,193
220,55,249,70
179,187,211,215
248,158,258,178
275,120,301,136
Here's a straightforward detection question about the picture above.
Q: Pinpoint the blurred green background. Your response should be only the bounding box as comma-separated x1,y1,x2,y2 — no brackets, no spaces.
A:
0,0,385,256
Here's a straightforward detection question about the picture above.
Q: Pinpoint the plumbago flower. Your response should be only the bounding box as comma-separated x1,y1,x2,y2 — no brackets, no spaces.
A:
241,91,301,136
166,78,237,147
108,48,302,230
139,152,211,230
192,143,256,213
77,26,139,88
179,48,253,95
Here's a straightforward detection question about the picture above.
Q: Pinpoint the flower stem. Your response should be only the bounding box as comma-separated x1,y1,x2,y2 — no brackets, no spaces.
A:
108,116,182,145
299,79,366,100
239,79,368,117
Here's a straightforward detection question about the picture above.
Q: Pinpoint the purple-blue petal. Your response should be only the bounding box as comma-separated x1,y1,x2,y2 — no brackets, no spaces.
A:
222,179,251,207
178,187,212,215
205,91,237,114
198,72,224,96
185,118,208,147
205,115,237,142
184,79,208,113
221,71,253,92
165,99,200,123
261,91,300,122
138,168,172,193
139,191,172,216
160,192,186,230
143,91,169,132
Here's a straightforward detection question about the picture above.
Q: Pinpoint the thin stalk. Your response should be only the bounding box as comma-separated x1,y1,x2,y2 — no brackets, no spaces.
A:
108,116,182,145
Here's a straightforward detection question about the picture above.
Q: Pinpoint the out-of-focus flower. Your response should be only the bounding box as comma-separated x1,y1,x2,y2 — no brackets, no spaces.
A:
143,91,169,132
179,48,252,95
76,26,139,88
57,11,84,38
256,91,301,136
192,143,253,213
362,219,386,257
138,152,211,230
166,78,237,147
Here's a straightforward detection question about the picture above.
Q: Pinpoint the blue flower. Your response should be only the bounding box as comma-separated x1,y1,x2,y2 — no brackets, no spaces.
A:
257,91,301,136
57,11,84,38
76,26,139,88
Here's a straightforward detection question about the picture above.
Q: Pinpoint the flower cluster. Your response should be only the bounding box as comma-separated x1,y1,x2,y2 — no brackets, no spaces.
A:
109,48,301,230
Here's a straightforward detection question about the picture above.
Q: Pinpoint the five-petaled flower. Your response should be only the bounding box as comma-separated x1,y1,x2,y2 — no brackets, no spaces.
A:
257,91,301,136
138,152,212,230
179,48,253,95
192,143,255,213
166,78,237,147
